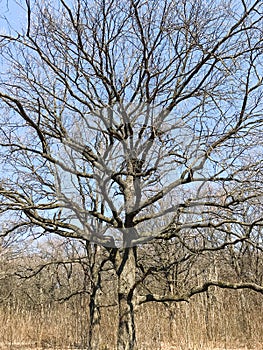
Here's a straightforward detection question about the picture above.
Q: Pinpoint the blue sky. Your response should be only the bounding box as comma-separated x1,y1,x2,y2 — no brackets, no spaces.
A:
0,0,26,33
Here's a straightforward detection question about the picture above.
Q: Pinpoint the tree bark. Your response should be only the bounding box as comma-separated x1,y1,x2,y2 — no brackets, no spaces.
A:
117,248,136,350
85,242,103,350
88,284,101,350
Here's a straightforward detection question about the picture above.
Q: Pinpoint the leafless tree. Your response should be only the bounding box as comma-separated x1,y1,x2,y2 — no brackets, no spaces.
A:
0,0,263,349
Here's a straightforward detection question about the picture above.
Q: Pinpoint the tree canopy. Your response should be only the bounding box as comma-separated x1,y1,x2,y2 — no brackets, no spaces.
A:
0,1,263,349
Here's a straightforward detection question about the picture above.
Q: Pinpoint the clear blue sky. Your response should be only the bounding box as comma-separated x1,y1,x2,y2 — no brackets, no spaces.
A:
0,0,26,33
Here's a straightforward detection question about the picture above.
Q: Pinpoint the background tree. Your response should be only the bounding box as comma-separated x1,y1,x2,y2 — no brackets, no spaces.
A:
0,0,263,349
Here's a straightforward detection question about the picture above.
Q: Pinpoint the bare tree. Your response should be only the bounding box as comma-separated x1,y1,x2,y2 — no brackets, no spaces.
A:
0,0,263,349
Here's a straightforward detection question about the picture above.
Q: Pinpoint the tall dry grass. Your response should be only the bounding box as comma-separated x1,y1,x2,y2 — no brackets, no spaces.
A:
135,289,263,349
0,288,262,350
0,298,89,349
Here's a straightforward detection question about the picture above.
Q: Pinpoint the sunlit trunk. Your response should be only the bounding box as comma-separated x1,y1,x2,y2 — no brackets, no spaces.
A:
85,242,103,350
117,248,136,350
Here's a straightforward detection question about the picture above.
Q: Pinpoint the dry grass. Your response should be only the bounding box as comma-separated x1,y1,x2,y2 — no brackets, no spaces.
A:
0,289,262,350
134,289,263,350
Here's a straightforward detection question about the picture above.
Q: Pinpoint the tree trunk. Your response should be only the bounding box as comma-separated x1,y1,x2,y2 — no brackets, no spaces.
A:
117,248,136,350
85,242,103,350
88,284,101,350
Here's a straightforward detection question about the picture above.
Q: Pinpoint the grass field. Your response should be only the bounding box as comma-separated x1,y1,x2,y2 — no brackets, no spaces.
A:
0,288,262,350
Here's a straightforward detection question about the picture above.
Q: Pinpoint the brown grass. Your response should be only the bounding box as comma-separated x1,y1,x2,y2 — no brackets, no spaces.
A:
0,289,262,350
